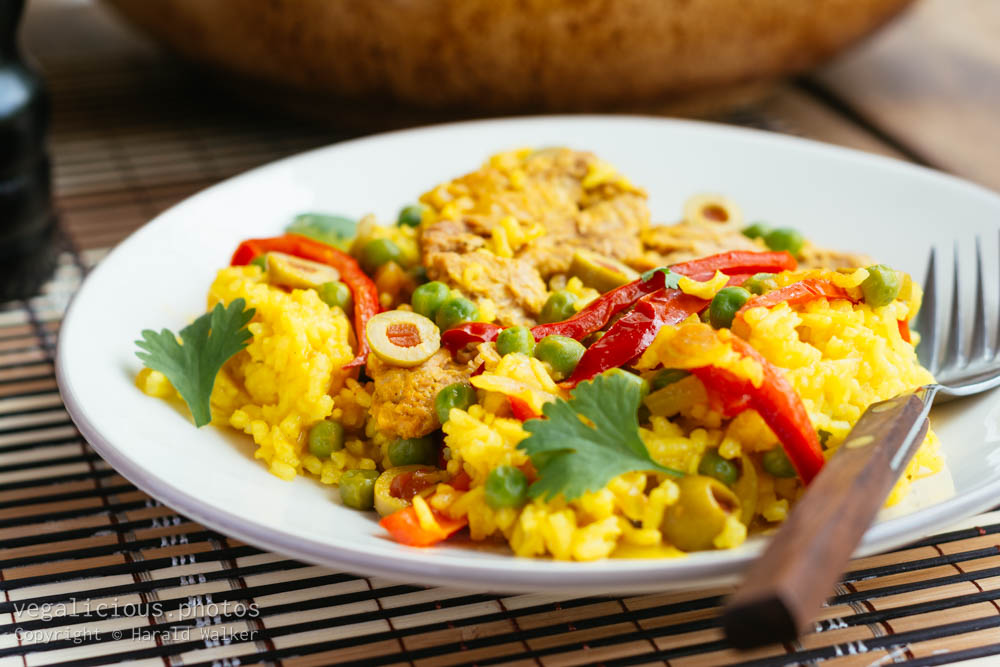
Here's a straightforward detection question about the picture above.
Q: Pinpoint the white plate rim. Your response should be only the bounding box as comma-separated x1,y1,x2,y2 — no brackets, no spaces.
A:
56,114,1000,594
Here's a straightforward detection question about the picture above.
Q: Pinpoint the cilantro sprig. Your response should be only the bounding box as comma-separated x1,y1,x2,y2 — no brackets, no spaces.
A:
135,299,255,427
639,266,681,288
517,372,682,501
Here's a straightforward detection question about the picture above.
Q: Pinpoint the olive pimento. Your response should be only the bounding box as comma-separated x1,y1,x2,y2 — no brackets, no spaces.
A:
365,310,440,367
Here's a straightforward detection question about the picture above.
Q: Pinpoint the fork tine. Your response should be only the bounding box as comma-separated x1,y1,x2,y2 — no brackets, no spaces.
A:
941,242,965,371
970,236,988,361
914,246,939,373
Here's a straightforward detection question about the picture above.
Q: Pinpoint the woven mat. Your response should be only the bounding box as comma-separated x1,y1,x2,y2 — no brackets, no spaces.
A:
3,3,1000,666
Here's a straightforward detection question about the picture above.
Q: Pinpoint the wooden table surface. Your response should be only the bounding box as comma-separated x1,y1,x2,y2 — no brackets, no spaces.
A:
3,1,998,666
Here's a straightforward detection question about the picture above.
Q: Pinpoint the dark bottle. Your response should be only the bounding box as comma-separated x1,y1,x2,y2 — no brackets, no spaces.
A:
1,0,56,301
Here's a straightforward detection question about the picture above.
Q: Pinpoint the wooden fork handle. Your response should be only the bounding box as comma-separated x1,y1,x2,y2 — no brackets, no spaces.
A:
722,391,931,649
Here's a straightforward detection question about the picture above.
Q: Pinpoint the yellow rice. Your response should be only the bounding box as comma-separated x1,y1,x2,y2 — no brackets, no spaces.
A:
136,148,943,562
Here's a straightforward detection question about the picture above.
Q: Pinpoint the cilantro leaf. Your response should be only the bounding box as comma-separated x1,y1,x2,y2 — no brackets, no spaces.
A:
135,299,255,427
639,266,681,288
518,372,682,501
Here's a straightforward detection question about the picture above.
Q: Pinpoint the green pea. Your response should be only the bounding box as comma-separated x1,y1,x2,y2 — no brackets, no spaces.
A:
602,368,649,399
411,281,450,320
742,222,771,240
435,383,477,424
763,227,805,256
339,469,379,510
534,335,586,380
359,238,402,274
860,264,900,308
388,436,437,467
709,286,752,329
582,330,605,347
762,447,797,478
317,281,353,313
435,297,480,331
496,326,535,356
698,449,739,486
485,465,529,509
397,204,425,227
307,420,344,458
742,272,775,296
650,368,690,391
539,291,578,324
249,254,268,271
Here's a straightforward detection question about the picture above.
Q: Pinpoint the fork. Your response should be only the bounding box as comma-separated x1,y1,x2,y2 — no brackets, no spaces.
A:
721,234,1000,649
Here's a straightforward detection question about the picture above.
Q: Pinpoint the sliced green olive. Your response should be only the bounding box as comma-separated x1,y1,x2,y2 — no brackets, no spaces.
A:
365,310,440,367
266,251,340,290
569,250,640,293
661,475,741,552
339,469,379,510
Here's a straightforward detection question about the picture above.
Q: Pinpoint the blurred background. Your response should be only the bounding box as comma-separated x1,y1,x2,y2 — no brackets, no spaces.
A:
6,0,999,275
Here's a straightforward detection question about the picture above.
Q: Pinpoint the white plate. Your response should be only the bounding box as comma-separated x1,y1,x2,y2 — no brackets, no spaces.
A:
57,115,1000,594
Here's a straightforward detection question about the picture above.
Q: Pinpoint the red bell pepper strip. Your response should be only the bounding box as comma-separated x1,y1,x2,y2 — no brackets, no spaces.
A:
724,273,755,287
736,278,853,319
530,268,677,341
442,251,797,354
689,336,825,484
439,270,664,352
231,234,380,368
898,319,912,343
672,251,797,281
379,506,468,547
508,395,540,421
441,322,503,354
563,290,709,387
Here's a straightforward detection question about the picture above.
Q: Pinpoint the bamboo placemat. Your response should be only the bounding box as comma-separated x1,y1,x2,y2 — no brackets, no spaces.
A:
3,3,1000,666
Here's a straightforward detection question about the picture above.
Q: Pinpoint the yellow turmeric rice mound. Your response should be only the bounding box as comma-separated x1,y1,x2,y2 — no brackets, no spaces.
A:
135,147,944,563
